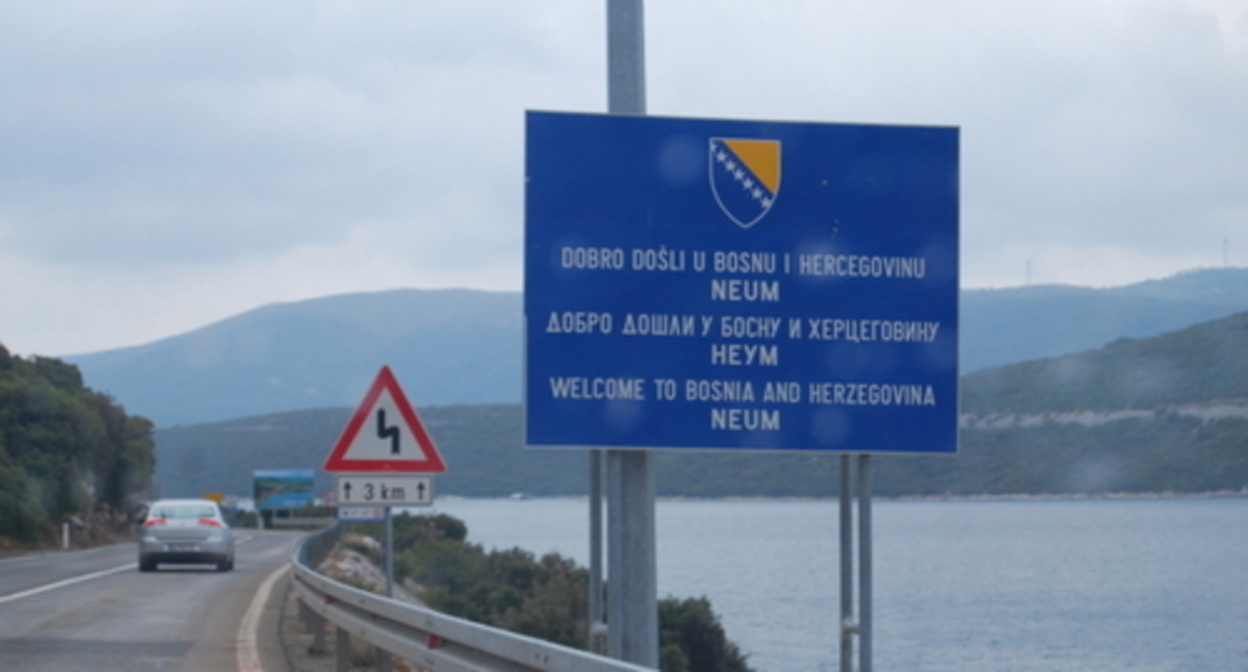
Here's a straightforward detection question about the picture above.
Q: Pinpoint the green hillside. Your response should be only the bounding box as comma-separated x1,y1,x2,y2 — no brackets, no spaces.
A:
963,311,1248,412
0,347,156,545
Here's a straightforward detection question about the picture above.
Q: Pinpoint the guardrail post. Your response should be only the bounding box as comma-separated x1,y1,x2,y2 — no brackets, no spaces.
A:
300,600,328,655
336,626,351,672
375,648,393,672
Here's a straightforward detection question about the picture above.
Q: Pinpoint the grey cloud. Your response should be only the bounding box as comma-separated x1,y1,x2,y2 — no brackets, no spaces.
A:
1,0,1246,279
0,1,597,266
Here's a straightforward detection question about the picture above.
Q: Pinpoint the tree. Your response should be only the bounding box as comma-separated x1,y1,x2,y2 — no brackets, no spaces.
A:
0,347,156,544
659,597,753,672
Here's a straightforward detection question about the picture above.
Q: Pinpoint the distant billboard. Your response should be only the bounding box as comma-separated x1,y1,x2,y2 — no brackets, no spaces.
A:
253,469,317,511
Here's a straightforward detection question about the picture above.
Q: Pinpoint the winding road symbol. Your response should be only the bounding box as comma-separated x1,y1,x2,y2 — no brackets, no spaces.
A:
322,365,447,473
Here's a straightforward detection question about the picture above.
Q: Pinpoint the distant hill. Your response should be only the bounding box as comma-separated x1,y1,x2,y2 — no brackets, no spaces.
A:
961,267,1248,371
70,268,1248,428
155,307,1248,498
66,289,521,427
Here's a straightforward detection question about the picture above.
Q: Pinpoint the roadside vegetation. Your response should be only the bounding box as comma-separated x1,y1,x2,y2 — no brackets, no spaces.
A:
0,346,155,548
348,513,754,672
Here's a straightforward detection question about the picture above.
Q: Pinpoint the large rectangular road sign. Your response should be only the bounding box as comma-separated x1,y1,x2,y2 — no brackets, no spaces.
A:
525,111,959,454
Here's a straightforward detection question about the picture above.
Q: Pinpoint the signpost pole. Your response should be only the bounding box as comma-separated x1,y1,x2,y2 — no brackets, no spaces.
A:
384,507,395,598
607,0,646,113
838,454,875,672
603,1,657,668
839,455,855,672
588,450,606,653
858,455,873,672
378,507,396,672
607,450,657,665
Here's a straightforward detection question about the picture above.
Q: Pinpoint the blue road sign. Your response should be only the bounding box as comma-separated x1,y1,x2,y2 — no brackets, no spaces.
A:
525,111,959,454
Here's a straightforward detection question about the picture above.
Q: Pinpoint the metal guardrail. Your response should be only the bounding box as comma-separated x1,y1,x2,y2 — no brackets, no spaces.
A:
291,524,656,672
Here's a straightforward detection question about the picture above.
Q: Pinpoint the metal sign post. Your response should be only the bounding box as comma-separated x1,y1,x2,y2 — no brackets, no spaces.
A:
840,456,855,672
588,451,607,653
839,454,874,672
385,507,396,597
604,1,658,667
859,455,873,672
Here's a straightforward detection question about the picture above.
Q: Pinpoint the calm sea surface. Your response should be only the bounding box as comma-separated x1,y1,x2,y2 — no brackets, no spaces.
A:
425,497,1248,672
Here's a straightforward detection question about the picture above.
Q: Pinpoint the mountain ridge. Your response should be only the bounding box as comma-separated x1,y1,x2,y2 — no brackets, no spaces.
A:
66,288,522,426
60,267,1248,427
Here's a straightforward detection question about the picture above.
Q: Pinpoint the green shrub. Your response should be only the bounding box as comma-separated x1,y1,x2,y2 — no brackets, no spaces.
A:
392,513,753,671
659,597,752,672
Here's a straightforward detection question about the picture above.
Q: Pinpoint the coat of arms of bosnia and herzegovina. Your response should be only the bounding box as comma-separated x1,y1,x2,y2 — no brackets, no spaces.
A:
709,137,781,229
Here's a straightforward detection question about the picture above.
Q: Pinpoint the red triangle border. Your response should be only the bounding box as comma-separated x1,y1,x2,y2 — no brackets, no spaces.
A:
322,366,447,473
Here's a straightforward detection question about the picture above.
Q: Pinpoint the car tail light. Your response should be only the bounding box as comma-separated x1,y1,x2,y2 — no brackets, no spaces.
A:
198,519,223,527
143,519,165,527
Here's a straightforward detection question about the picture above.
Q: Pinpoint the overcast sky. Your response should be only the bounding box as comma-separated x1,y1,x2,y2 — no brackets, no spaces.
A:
2,0,1246,357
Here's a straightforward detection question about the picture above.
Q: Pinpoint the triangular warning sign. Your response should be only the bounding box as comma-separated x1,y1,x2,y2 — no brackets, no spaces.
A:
323,366,447,473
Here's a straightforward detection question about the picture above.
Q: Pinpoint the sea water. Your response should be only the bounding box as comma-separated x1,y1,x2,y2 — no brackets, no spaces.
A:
425,497,1248,671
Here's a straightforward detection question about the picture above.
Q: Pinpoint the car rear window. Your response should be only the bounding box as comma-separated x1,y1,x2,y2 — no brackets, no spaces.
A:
151,504,217,520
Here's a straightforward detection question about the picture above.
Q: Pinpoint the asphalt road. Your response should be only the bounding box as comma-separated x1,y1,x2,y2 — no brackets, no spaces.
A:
0,530,303,672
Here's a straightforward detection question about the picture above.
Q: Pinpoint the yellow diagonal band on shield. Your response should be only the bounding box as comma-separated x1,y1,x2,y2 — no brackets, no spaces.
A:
722,139,780,194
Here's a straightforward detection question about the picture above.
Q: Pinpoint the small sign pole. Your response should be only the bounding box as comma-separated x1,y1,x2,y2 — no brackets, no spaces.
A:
839,455,855,672
385,506,396,598
859,455,873,672
588,451,607,653
839,455,875,672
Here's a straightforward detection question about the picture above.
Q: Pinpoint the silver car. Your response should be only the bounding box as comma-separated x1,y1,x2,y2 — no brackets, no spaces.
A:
138,499,235,572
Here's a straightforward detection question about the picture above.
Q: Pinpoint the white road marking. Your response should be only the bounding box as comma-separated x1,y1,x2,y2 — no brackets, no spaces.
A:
236,563,290,672
0,563,135,605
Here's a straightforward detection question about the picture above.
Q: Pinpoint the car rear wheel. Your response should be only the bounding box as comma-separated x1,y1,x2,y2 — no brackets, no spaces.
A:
217,557,233,572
